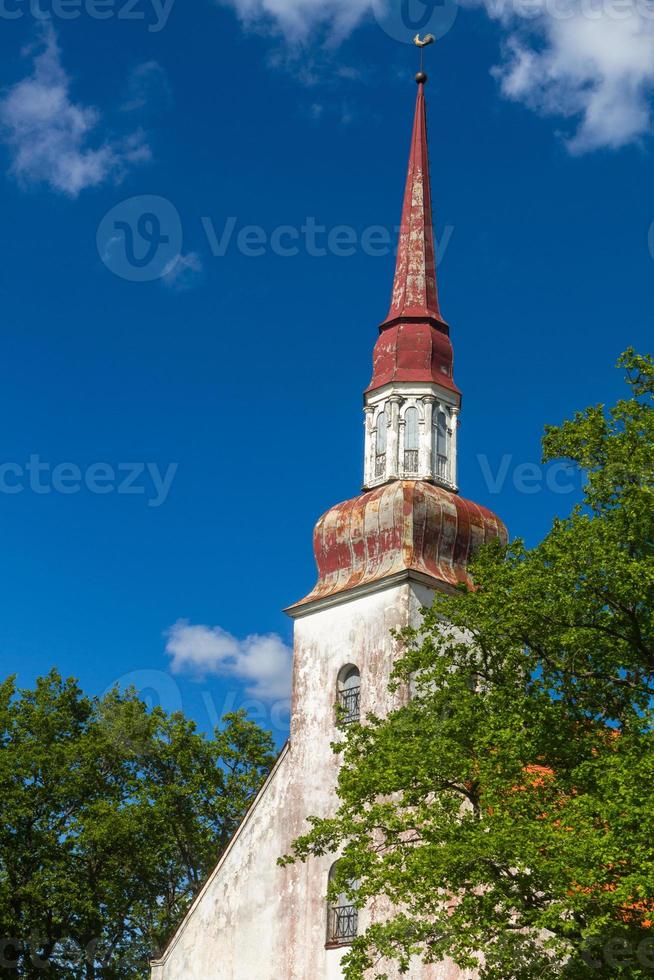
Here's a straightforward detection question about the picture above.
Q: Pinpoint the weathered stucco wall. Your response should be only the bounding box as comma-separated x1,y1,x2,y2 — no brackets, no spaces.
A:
151,579,472,980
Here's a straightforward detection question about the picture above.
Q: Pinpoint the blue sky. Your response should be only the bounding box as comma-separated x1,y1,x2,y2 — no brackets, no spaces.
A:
0,0,652,744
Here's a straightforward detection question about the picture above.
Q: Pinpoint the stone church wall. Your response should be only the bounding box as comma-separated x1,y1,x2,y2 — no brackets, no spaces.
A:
151,580,470,980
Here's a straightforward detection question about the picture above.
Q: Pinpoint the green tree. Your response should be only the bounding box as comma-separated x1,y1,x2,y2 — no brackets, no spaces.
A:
284,350,654,979
0,672,276,978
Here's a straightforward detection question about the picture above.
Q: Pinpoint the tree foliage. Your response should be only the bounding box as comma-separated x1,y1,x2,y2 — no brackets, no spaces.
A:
285,349,654,978
0,673,276,978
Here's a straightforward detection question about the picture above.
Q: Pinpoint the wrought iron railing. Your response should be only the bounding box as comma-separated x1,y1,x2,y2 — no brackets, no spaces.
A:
375,453,386,478
337,686,361,725
404,449,419,474
327,904,358,944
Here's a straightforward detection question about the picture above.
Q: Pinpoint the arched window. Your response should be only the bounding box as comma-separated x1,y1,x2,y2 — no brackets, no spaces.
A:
375,410,387,478
434,409,449,480
337,665,361,725
326,862,358,947
404,406,419,474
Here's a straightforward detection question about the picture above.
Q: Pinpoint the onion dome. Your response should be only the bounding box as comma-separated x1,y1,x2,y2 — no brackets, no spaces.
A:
291,482,507,609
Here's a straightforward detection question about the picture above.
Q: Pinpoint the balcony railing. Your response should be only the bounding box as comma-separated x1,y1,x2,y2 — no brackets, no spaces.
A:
436,454,448,480
337,686,361,725
403,449,419,474
327,904,358,945
375,453,386,478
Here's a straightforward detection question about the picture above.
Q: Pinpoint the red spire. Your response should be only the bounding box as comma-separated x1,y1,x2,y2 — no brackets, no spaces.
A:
385,79,443,325
368,77,458,394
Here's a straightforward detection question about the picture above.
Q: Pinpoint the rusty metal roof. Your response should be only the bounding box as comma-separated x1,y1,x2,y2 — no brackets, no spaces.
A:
290,481,507,609
368,80,458,395
385,80,442,325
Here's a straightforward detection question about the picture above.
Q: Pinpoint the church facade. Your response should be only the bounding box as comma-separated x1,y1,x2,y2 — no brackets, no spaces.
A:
151,72,506,980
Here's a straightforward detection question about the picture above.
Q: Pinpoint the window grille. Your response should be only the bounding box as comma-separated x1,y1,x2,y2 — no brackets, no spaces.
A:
404,449,419,473
403,406,419,474
327,904,358,945
337,666,361,724
375,453,386,478
327,861,359,947
337,684,361,725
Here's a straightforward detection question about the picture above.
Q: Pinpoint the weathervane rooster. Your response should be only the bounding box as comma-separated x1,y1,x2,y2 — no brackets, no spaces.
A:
413,33,436,78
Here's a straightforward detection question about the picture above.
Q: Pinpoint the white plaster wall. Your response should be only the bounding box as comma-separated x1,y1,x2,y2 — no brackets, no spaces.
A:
151,579,472,980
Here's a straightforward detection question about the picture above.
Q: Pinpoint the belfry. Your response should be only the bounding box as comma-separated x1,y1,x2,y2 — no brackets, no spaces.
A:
151,68,506,980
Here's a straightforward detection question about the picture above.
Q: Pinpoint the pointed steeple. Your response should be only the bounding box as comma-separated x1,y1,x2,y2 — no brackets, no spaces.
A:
288,64,508,613
384,78,444,326
367,74,457,396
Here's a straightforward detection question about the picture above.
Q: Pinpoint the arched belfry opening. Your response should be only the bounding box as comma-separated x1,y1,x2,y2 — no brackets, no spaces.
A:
336,665,361,725
325,861,358,948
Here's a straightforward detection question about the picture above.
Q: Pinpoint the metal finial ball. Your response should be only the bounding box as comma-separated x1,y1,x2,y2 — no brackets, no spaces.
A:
416,71,428,85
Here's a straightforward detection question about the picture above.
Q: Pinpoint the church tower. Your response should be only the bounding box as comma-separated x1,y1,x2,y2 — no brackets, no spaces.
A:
151,70,506,980
364,77,459,493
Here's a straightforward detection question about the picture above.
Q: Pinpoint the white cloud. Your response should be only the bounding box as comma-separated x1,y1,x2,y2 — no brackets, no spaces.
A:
121,61,171,113
166,620,293,700
161,251,204,291
481,0,654,153
0,25,150,197
218,0,654,152
217,0,371,44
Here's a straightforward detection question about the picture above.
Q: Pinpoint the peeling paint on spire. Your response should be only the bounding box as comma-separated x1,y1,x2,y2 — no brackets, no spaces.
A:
386,81,442,324
368,80,457,395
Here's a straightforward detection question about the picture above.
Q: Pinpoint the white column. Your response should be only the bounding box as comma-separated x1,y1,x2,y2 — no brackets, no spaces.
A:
434,401,443,485
450,405,460,491
421,395,436,480
387,396,402,480
363,406,374,488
